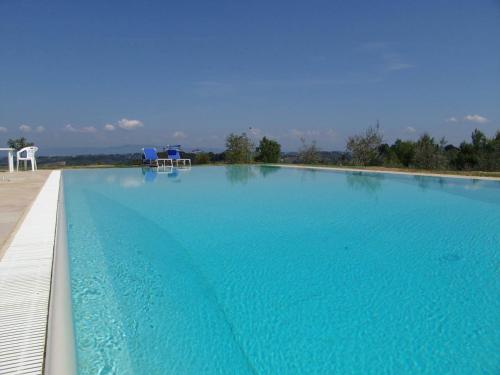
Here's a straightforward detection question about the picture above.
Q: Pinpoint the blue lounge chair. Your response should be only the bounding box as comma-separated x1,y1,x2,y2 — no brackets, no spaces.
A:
167,146,191,167
142,148,173,168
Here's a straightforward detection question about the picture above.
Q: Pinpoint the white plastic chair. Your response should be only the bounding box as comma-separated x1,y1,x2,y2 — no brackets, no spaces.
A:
16,146,38,171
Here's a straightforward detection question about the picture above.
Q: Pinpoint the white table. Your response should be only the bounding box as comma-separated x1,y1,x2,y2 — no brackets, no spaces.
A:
0,148,15,172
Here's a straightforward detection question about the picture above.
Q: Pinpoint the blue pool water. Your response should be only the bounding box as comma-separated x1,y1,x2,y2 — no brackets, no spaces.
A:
64,166,500,374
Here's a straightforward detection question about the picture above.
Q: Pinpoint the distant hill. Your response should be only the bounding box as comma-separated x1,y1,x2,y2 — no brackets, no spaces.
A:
38,145,224,156
1,149,348,168
37,145,144,156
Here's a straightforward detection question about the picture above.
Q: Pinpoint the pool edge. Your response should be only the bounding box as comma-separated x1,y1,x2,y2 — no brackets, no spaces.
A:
45,171,77,375
267,164,500,181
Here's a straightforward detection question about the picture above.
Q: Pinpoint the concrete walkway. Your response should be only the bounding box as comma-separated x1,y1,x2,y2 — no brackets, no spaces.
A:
0,171,51,259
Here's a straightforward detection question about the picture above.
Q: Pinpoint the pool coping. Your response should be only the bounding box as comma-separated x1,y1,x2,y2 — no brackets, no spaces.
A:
44,173,77,374
0,170,76,374
266,164,500,181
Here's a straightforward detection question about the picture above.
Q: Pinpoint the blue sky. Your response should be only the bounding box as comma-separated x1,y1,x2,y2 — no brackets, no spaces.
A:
1,0,499,152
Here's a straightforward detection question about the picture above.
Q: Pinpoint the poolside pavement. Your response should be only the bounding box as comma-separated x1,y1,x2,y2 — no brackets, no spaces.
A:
0,170,51,259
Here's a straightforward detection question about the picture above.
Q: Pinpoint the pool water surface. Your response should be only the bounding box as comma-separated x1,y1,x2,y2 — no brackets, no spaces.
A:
64,166,500,374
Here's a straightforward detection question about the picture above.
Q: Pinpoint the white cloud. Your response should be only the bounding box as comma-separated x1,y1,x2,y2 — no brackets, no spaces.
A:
405,126,416,133
445,114,489,125
35,126,45,133
64,124,97,133
357,43,414,75
81,126,97,133
386,62,415,71
117,118,143,130
464,114,488,123
173,130,187,139
104,124,115,131
383,52,414,71
19,124,31,133
0,126,7,133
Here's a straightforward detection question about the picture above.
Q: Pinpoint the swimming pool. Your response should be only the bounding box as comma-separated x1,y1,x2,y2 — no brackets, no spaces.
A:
64,166,500,374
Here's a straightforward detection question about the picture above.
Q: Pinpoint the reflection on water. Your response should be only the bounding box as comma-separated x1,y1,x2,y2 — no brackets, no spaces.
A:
113,166,499,206
119,175,143,188
105,175,117,184
141,166,184,182
159,168,180,179
413,175,447,191
167,169,179,178
225,165,256,184
387,173,500,206
142,168,157,183
258,166,280,178
298,168,319,182
345,172,384,194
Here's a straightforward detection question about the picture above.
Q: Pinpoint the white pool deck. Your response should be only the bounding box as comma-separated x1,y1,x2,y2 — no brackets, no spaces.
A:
0,170,74,374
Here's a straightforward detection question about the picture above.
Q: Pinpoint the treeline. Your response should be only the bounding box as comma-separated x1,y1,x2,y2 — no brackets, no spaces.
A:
186,134,282,165
217,127,500,172
216,133,342,165
346,126,500,171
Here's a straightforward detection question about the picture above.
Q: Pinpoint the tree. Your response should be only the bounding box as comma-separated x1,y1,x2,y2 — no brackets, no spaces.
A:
390,139,415,167
225,165,256,184
7,137,34,151
470,128,495,170
379,143,400,167
413,133,447,170
255,137,281,163
225,133,254,163
346,124,383,166
450,129,497,171
298,137,320,164
471,129,487,150
452,142,477,170
194,152,210,164
492,131,500,170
